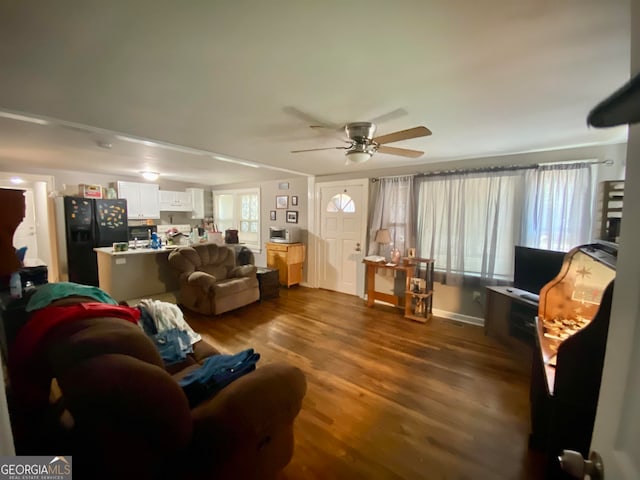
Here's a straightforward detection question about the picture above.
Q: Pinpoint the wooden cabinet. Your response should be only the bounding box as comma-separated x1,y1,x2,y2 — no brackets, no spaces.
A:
529,243,616,477
266,242,305,287
186,187,205,219
115,181,160,219
159,190,192,212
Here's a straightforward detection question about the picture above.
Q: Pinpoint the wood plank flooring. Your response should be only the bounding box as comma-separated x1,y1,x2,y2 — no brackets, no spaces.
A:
183,287,545,480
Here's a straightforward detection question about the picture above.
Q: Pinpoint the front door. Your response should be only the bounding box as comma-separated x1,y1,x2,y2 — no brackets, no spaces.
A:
317,179,368,295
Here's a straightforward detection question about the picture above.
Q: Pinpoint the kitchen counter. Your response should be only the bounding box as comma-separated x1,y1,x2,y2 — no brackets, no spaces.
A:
94,245,181,256
94,246,180,302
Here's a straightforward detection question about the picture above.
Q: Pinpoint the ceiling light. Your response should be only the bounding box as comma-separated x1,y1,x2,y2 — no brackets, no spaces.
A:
10,177,24,185
140,171,160,181
345,151,372,164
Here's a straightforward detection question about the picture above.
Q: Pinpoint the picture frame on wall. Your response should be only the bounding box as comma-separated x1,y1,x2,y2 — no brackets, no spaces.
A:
291,195,298,206
270,210,277,221
276,195,288,209
286,210,298,224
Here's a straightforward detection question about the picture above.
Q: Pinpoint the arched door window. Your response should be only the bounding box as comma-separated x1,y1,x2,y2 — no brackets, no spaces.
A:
326,193,355,213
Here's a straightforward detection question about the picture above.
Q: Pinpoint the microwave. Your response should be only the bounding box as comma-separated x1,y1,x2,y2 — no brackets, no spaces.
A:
269,226,301,244
128,225,157,242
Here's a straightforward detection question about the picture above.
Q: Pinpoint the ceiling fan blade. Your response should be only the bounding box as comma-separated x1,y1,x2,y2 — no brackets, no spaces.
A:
377,145,424,158
283,106,342,131
368,108,408,125
291,146,348,153
373,126,432,145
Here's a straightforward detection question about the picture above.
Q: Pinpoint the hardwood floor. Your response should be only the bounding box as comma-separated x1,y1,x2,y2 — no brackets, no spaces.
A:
183,287,546,480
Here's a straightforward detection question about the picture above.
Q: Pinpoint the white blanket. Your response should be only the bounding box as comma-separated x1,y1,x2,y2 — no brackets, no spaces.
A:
137,299,202,345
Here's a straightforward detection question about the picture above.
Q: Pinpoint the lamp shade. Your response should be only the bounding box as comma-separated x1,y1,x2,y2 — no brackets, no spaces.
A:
374,228,392,244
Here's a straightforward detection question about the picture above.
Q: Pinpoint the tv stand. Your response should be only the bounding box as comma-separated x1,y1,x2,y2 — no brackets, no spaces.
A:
519,292,540,302
485,286,538,357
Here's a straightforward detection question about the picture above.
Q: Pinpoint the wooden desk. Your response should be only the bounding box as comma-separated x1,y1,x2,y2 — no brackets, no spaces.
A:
364,260,414,308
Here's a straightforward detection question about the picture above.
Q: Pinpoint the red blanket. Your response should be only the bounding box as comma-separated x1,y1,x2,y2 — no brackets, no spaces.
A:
9,302,140,407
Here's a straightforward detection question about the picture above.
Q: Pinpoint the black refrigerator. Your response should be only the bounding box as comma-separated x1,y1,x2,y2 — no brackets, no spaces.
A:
58,196,128,286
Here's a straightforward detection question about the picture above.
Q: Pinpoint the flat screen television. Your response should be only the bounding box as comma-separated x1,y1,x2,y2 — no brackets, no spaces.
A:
513,246,566,294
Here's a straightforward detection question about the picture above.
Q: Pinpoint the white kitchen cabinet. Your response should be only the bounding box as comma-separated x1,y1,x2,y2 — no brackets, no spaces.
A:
186,188,205,219
116,181,160,219
159,190,192,212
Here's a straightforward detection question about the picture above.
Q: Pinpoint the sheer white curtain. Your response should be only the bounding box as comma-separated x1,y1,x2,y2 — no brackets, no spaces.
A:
521,162,593,252
416,171,524,284
367,175,416,256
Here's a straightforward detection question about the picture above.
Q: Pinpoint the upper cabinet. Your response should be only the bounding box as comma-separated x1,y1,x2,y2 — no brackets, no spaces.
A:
116,181,160,219
159,190,192,212
186,188,205,219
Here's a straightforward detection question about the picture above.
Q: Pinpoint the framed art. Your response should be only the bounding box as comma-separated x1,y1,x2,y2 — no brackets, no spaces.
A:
270,210,277,221
286,210,298,224
276,195,288,209
291,195,298,206
278,182,290,190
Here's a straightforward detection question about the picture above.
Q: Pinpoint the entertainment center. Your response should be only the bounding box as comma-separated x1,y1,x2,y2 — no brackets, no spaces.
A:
484,246,566,348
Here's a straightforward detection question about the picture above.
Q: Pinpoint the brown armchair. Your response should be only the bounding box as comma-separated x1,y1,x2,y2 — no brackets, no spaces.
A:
168,244,260,315
7,299,306,480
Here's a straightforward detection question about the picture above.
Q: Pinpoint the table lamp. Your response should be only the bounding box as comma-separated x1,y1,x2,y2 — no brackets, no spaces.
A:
374,228,392,261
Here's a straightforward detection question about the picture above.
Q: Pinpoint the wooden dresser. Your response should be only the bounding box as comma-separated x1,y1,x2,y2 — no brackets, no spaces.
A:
266,242,305,287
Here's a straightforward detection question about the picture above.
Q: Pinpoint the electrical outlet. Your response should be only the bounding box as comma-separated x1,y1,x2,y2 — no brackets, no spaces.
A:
473,291,481,302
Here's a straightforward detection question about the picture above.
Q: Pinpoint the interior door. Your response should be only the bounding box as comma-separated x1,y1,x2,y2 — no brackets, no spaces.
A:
587,131,639,479
317,180,367,295
586,3,639,475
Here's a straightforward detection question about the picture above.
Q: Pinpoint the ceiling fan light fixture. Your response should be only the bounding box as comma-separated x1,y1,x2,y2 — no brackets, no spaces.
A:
140,171,160,181
345,151,372,164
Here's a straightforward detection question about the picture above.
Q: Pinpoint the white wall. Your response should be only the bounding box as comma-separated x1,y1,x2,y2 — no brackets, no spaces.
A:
212,176,310,278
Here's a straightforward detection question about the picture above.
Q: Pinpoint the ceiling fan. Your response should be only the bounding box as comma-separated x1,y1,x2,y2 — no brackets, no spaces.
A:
290,122,432,164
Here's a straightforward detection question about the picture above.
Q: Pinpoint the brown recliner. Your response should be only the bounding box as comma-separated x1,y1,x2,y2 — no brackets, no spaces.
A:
168,244,260,315
7,299,306,480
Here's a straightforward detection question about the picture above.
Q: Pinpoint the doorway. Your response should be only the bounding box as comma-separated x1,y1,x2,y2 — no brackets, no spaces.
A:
0,173,54,274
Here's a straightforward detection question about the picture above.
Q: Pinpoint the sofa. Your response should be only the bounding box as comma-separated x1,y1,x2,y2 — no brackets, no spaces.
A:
6,294,307,480
168,244,260,315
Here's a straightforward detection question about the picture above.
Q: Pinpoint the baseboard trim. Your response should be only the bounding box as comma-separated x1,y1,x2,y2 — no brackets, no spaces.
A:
433,309,484,327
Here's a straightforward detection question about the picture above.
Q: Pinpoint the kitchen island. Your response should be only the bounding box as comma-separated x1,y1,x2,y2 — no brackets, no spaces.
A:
94,246,180,302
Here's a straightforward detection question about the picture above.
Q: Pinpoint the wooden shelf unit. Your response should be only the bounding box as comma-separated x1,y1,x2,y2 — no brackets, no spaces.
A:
404,258,434,323
596,180,624,242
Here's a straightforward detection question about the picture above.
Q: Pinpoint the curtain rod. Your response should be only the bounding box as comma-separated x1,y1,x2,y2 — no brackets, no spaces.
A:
371,159,613,182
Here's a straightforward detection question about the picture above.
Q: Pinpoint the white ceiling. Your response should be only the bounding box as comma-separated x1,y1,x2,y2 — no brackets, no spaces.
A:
0,0,631,186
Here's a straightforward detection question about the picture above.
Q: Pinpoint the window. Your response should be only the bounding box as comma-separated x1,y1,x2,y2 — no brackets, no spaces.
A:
414,163,593,284
367,175,415,258
213,188,260,249
416,171,522,283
